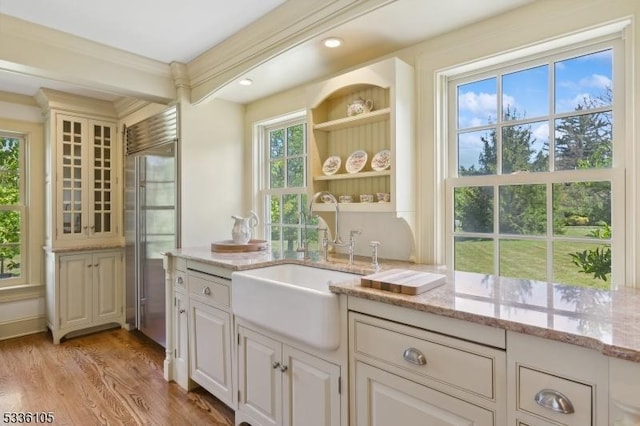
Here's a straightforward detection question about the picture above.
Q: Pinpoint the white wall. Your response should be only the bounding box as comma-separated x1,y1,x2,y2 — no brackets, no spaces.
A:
0,94,46,339
180,98,245,246
244,0,640,264
405,0,640,267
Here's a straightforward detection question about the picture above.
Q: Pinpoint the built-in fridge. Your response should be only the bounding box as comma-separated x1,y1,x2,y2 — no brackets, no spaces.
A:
124,106,179,347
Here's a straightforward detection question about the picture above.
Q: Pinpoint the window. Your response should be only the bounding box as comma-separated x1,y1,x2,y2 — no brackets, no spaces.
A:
447,39,622,289
261,117,317,257
0,133,25,285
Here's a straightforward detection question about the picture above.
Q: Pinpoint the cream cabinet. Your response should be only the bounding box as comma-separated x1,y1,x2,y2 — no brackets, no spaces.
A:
45,248,125,344
609,357,640,425
349,311,505,425
37,88,121,249
236,325,341,426
55,114,117,243
38,90,125,345
306,57,415,234
186,262,235,409
167,256,193,390
507,331,609,425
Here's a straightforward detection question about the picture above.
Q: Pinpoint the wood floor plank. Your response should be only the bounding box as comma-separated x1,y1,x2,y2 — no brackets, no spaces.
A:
0,329,234,425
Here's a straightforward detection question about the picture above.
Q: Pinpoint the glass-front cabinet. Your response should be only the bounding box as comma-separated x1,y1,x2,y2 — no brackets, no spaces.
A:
57,115,117,242
37,88,124,344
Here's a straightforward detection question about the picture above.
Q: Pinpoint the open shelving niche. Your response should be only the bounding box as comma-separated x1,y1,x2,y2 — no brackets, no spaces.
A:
306,57,416,239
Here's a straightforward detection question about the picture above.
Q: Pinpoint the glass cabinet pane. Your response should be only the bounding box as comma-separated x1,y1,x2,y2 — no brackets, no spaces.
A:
92,123,114,234
60,118,84,236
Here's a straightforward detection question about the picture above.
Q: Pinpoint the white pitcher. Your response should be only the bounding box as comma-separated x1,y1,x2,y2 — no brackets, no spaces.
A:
231,211,259,244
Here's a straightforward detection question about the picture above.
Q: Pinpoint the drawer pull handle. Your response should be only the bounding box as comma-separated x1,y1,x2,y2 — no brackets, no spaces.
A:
179,309,186,314
402,347,427,366
272,362,281,369
534,389,575,414
176,276,183,285
202,286,211,295
280,364,288,372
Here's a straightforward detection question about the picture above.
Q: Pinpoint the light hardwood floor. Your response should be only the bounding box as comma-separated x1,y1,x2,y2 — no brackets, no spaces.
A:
0,328,234,425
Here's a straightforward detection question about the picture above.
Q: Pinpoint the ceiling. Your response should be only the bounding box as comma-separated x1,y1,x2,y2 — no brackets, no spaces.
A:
0,0,534,105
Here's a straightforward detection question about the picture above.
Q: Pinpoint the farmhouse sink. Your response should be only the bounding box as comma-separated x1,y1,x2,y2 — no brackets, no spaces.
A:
231,264,359,350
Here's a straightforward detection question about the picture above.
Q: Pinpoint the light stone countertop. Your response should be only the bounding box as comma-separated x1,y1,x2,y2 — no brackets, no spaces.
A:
167,246,640,362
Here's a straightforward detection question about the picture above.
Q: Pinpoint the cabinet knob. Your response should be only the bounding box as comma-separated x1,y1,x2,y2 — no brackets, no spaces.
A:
176,276,184,285
202,286,211,295
280,364,288,372
94,264,99,268
87,264,93,268
179,309,186,314
402,347,427,366
534,389,575,414
272,362,281,369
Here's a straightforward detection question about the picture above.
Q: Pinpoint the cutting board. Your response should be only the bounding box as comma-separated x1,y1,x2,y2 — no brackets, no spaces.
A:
360,268,446,295
211,239,268,253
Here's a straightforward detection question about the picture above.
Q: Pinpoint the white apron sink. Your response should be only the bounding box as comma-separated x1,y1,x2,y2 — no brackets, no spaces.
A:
231,264,359,351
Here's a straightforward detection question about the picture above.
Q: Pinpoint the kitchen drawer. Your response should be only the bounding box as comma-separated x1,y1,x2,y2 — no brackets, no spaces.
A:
517,366,592,425
175,257,187,272
187,270,230,307
352,315,498,399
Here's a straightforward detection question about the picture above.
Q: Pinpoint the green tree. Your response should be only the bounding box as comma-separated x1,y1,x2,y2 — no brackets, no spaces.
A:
0,137,21,277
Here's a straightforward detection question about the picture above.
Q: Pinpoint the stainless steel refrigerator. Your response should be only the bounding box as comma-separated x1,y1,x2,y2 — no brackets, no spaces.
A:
124,107,179,347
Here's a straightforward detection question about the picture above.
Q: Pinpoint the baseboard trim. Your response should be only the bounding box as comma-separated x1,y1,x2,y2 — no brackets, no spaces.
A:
0,315,46,341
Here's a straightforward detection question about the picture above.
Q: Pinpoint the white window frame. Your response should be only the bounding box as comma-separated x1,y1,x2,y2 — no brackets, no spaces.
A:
253,111,309,257
441,32,628,287
0,131,27,287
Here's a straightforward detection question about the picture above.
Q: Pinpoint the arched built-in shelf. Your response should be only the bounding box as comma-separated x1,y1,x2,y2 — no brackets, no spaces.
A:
306,57,415,237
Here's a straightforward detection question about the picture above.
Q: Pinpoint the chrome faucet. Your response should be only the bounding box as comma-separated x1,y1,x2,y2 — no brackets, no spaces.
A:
308,191,345,246
348,229,362,265
309,191,364,262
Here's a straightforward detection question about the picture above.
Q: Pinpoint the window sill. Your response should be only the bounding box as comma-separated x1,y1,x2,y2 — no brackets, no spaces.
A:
0,283,45,303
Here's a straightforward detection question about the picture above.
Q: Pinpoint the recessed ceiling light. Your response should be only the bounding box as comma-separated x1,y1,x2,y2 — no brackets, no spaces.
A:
323,37,343,48
239,78,253,86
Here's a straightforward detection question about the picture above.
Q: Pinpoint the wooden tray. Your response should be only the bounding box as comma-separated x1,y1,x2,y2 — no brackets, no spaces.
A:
360,268,446,295
211,239,268,253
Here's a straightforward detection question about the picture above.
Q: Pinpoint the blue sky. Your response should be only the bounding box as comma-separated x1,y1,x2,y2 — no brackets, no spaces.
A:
457,49,613,171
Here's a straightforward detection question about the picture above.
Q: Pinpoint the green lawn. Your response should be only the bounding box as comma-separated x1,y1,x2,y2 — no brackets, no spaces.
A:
455,231,610,289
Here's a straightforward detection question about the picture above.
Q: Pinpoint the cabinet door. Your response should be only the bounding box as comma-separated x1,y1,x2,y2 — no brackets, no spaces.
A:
92,251,122,322
238,326,281,426
88,121,116,239
56,115,117,243
59,254,92,329
282,345,341,426
57,115,87,240
189,299,233,406
354,361,495,426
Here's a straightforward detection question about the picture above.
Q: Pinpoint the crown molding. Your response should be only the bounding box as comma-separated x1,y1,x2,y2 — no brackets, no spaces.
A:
112,97,156,119
0,14,169,76
0,14,175,103
187,0,396,104
0,90,39,107
35,88,117,119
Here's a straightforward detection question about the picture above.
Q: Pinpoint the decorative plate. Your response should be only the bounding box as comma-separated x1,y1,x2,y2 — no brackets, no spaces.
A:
322,155,341,175
345,150,368,174
371,149,391,171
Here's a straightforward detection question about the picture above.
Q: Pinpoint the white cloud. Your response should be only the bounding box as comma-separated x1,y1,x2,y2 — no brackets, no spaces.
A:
459,91,497,115
502,93,517,111
458,91,497,128
532,122,549,142
579,73,611,90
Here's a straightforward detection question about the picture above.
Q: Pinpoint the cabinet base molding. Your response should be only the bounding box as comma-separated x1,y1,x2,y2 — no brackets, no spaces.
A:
49,322,125,344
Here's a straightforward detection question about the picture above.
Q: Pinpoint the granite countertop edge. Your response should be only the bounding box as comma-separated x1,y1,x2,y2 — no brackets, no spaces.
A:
166,247,640,363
